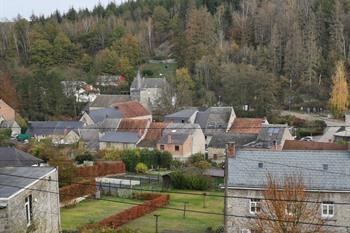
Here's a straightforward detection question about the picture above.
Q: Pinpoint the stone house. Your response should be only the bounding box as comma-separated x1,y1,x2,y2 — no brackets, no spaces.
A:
130,70,168,111
27,121,83,145
0,99,15,121
0,167,60,233
226,149,350,233
0,147,43,167
156,123,205,161
244,124,294,150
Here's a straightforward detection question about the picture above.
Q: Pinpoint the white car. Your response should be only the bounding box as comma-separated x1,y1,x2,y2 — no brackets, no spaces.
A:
300,136,313,142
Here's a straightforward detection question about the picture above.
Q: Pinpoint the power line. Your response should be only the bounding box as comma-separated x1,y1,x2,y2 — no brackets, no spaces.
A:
0,181,348,229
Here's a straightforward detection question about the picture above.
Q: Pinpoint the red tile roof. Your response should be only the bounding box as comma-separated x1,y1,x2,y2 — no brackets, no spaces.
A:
230,118,265,134
283,140,348,151
137,122,169,148
117,119,149,135
114,101,151,118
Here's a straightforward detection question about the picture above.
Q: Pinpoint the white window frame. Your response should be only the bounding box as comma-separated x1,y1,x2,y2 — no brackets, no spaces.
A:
321,202,334,218
25,194,33,226
249,198,261,214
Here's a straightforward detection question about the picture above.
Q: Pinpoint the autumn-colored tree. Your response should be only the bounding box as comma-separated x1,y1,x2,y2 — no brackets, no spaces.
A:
252,174,325,233
0,74,20,111
329,60,348,119
174,68,195,108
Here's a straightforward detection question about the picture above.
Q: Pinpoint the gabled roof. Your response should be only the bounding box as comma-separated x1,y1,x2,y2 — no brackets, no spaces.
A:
96,118,121,132
158,123,200,145
230,118,265,135
195,107,235,135
117,119,149,135
208,133,257,149
283,140,348,151
99,132,140,144
257,124,289,145
0,147,43,167
89,94,130,108
0,167,55,198
138,122,169,147
27,121,83,136
228,150,350,191
164,108,198,122
114,101,151,118
88,108,123,123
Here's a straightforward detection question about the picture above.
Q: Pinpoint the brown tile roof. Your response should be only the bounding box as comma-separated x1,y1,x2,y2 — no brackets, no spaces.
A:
114,101,151,118
137,122,169,148
117,119,149,135
230,118,265,134
282,140,348,151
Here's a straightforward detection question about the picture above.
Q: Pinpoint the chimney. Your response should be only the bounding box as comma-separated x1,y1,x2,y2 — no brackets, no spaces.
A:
226,142,236,158
167,134,172,144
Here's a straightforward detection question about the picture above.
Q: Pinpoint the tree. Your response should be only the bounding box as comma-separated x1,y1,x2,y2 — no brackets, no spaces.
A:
173,68,195,108
329,60,348,119
252,174,326,233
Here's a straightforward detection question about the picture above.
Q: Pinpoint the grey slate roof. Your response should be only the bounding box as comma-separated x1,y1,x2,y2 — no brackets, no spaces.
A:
0,166,55,198
256,124,289,145
158,123,200,145
88,108,123,123
27,121,83,136
99,132,140,143
164,108,198,123
130,77,167,89
158,133,190,145
89,95,130,108
228,150,350,191
195,107,235,135
0,147,42,167
208,133,257,148
96,118,121,132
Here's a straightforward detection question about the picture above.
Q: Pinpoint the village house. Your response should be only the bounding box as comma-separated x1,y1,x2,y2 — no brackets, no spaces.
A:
0,147,43,167
164,108,198,124
130,70,168,111
244,124,294,150
27,121,83,145
137,122,169,149
88,94,130,111
0,99,16,121
0,167,60,233
226,148,350,233
61,81,100,103
157,123,205,161
0,118,21,137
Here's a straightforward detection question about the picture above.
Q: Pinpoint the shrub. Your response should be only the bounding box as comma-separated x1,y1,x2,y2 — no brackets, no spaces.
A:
135,162,148,174
189,153,205,164
75,152,94,164
98,149,122,161
170,171,212,191
194,160,211,170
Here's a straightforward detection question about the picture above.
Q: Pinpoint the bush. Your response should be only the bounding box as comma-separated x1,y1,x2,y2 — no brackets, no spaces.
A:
75,152,94,164
189,153,205,164
194,160,211,169
98,149,122,161
135,162,148,174
170,171,212,191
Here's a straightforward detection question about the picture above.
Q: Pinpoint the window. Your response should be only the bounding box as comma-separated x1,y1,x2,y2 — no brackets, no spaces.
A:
322,202,334,218
160,145,164,150
249,199,261,214
213,154,218,160
25,195,33,226
175,145,180,151
286,203,296,216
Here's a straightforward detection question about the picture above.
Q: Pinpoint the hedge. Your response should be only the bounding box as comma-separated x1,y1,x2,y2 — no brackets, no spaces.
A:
99,193,169,228
77,161,125,178
59,179,96,203
170,171,213,191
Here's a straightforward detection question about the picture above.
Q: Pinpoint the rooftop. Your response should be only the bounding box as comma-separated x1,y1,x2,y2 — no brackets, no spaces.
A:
164,108,198,121
89,94,130,108
88,108,122,123
27,121,83,136
137,122,168,147
113,101,151,118
228,150,350,191
99,132,140,144
195,107,235,134
230,118,265,135
283,140,348,151
208,133,257,148
0,147,43,167
117,119,149,135
0,167,56,198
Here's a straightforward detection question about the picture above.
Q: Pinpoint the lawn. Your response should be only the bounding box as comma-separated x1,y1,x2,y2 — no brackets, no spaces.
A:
125,190,224,233
141,63,177,79
60,190,224,233
60,196,142,230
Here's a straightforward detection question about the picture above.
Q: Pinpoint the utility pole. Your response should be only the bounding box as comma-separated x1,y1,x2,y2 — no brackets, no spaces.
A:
224,142,235,233
154,214,160,233
202,192,207,208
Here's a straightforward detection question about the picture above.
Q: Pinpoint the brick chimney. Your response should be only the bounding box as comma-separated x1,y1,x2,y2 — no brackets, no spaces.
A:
226,142,236,158
167,134,172,144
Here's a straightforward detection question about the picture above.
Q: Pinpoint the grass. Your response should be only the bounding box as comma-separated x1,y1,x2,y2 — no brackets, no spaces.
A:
125,190,224,233
60,196,142,230
141,63,177,79
60,190,224,233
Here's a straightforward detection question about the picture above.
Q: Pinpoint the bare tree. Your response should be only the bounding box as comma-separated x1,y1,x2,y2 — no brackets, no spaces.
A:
252,174,326,233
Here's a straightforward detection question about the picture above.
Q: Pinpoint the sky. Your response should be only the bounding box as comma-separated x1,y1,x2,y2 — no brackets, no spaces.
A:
0,0,124,21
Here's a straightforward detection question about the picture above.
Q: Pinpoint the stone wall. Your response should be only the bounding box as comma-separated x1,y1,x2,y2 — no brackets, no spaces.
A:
227,189,350,233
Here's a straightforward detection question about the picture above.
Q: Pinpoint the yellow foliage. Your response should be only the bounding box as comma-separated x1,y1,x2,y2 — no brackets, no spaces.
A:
329,60,349,119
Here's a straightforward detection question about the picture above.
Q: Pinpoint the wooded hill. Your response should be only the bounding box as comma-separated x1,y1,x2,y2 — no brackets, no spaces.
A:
0,0,349,120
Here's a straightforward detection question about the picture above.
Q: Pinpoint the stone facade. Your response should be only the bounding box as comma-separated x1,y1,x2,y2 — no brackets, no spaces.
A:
99,141,137,150
0,169,60,233
227,188,350,233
